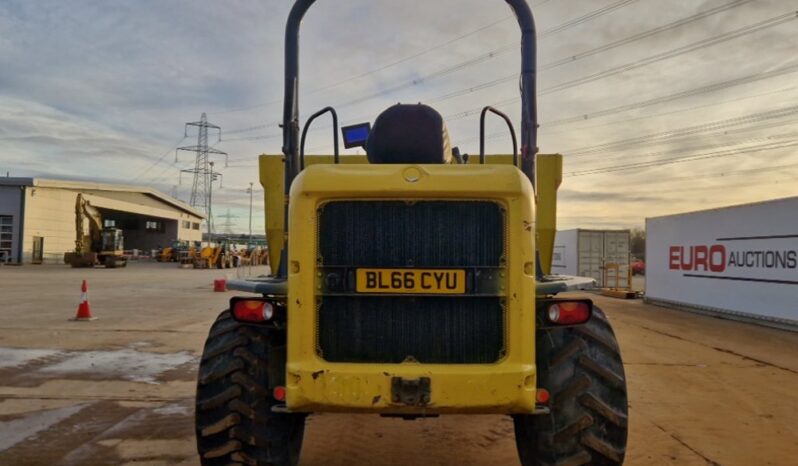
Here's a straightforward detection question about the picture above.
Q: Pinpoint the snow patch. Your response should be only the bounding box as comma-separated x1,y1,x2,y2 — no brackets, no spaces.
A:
39,349,195,384
0,347,64,369
153,403,192,416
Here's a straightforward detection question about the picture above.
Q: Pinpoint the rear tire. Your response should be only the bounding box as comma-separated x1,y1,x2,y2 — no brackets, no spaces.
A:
514,306,628,465
196,310,305,466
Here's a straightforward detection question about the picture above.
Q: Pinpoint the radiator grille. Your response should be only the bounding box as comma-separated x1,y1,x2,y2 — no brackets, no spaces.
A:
317,200,505,364
318,201,503,267
318,296,503,364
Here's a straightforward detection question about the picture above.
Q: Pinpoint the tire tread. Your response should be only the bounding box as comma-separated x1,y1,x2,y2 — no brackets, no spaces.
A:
196,310,304,466
514,306,628,465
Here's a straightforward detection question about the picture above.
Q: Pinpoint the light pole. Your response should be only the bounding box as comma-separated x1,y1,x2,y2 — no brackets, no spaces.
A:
207,162,223,247
207,161,214,247
247,182,254,248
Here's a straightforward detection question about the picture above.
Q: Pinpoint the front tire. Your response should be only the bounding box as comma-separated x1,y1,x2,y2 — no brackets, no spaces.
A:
514,307,628,465
195,310,305,466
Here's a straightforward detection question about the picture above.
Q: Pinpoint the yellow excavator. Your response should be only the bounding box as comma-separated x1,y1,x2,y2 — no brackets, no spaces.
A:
64,194,127,268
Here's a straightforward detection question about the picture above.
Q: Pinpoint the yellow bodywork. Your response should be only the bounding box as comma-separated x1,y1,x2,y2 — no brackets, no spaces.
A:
194,246,221,269
535,154,563,275
256,152,564,413
259,153,562,275
279,163,537,414
158,247,173,262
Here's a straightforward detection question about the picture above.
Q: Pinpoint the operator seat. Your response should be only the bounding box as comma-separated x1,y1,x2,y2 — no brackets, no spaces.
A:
366,103,453,164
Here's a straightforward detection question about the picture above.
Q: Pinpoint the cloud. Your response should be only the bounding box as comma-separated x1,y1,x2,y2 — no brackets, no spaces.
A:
559,188,662,204
0,97,174,177
1,0,797,232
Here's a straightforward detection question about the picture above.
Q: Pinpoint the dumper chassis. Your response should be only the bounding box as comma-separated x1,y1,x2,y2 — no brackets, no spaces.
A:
195,1,628,465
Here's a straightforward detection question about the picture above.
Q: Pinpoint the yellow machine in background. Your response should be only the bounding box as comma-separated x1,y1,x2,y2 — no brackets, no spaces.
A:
240,246,268,266
64,194,127,268
195,1,627,465
192,247,215,269
193,242,235,269
157,246,174,262
159,240,199,265
194,246,222,269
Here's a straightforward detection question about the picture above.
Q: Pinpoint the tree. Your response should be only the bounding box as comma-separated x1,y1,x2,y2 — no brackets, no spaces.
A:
630,227,645,260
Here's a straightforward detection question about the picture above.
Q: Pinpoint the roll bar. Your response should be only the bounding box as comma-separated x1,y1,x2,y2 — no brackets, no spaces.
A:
300,106,340,169
281,0,539,191
479,106,518,166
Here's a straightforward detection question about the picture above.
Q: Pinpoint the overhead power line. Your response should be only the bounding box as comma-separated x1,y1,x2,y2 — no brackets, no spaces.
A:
439,62,798,125
622,176,797,195
131,136,187,182
453,84,798,149
529,83,798,139
538,0,754,71
451,69,798,131
226,1,785,150
216,0,629,120
543,64,798,128
432,10,798,103
223,7,798,168
566,105,798,156
241,63,798,157
599,161,798,186
334,0,648,110
569,129,798,170
212,0,556,116
227,0,754,136
565,175,797,200
564,140,798,177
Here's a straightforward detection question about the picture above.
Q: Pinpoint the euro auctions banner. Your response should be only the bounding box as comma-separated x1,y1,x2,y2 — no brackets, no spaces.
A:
646,197,798,325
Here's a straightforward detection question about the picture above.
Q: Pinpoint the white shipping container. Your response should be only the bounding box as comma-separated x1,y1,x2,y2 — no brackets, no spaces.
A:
552,229,631,288
645,196,798,329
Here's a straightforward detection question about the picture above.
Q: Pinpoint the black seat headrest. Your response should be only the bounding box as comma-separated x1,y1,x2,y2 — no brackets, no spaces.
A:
366,103,452,164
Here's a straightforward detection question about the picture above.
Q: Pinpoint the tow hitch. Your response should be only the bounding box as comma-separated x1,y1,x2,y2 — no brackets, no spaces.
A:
391,377,431,406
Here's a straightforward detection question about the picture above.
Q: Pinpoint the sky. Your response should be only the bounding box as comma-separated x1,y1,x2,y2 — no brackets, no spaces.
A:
1,0,797,233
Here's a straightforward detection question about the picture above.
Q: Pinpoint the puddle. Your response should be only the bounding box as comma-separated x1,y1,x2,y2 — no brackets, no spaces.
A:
38,349,195,384
0,348,64,369
0,403,88,451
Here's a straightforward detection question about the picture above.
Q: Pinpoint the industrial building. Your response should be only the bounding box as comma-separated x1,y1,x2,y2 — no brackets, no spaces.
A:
0,177,205,264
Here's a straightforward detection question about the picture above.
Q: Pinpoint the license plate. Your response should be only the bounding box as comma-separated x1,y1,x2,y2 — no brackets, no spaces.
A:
356,268,466,294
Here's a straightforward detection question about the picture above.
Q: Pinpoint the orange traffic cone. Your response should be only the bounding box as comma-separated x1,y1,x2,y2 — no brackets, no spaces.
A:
71,280,96,321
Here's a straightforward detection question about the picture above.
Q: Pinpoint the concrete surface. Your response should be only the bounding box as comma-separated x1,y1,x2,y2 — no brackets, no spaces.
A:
631,274,644,292
0,262,796,465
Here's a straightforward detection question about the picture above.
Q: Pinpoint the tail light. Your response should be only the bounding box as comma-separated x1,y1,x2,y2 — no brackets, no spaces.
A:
541,299,592,326
273,386,287,402
231,298,275,323
536,388,550,404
